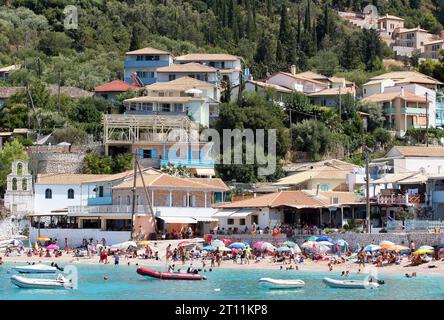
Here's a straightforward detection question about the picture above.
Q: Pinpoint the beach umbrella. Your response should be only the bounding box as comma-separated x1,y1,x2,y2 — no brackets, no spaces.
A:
364,244,382,252
317,245,331,252
192,238,205,243
379,240,395,246
293,244,302,253
137,241,152,247
259,242,275,251
277,246,291,252
306,236,318,241
10,239,23,246
418,245,434,251
413,249,434,255
317,236,333,242
231,248,239,254
221,238,232,246
301,241,317,249
220,247,232,252
283,241,296,247
335,239,348,247
203,245,217,251
391,245,409,251
178,241,192,247
228,242,246,249
211,240,225,247
36,236,50,241
317,241,334,246
46,244,59,250
110,241,137,250
252,241,265,248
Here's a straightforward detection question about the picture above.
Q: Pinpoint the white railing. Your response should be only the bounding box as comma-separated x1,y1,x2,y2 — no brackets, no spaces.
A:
68,205,150,214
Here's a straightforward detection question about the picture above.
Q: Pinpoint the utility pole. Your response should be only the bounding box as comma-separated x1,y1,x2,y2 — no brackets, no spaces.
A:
338,84,342,120
57,70,62,112
425,92,429,147
365,146,371,233
130,148,138,240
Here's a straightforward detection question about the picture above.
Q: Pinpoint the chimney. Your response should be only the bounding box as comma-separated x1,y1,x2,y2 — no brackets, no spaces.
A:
290,64,297,75
400,86,404,97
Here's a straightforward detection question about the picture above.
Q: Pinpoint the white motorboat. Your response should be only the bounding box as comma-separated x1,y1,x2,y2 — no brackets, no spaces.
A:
323,277,379,289
10,275,73,289
14,264,58,274
258,278,305,289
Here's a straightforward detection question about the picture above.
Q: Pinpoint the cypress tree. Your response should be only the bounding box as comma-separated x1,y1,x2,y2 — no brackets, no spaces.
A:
305,0,312,33
278,1,290,46
267,0,273,21
324,1,329,37
297,5,301,45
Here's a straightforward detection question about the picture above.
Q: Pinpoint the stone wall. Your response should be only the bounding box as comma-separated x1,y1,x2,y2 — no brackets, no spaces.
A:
28,152,86,174
212,234,287,245
292,232,443,247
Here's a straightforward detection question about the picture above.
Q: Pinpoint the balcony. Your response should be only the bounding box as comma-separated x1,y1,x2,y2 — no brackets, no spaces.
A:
401,107,427,115
125,110,187,116
87,196,113,206
68,205,151,216
378,194,424,205
124,76,156,85
124,60,170,68
160,158,214,168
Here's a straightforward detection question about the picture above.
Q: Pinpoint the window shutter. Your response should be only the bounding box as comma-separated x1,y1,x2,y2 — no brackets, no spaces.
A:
151,148,157,158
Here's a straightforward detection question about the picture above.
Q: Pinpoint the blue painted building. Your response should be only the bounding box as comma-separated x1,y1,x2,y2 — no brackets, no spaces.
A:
436,95,444,127
123,47,173,85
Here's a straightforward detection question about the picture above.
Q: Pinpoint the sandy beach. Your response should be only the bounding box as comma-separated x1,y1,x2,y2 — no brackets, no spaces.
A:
3,250,444,276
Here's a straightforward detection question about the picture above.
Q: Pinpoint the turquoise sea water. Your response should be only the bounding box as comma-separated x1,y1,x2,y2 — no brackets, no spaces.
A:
1,262,444,300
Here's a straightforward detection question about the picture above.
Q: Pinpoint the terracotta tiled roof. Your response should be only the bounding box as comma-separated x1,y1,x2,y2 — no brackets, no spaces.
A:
361,91,426,103
302,190,363,205
307,86,355,97
369,71,443,85
424,40,444,46
175,53,239,61
113,174,228,191
245,80,292,93
36,174,108,185
124,96,202,103
217,191,324,209
94,80,142,93
296,71,330,81
145,76,215,91
378,14,404,21
391,146,444,157
157,63,218,73
274,72,329,86
125,47,171,55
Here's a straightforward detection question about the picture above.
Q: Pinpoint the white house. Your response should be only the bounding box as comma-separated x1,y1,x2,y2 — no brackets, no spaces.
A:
174,53,242,86
266,66,329,94
156,63,219,85
362,79,395,97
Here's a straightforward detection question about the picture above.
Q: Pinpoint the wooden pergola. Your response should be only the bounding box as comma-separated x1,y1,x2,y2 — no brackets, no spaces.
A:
103,114,196,147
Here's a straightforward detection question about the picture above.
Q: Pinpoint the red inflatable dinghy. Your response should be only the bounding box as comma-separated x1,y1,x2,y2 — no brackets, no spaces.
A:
136,267,207,280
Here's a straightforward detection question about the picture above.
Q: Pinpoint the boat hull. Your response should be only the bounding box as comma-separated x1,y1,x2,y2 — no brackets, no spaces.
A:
323,277,379,289
137,268,206,280
10,275,72,289
258,278,305,289
14,264,57,274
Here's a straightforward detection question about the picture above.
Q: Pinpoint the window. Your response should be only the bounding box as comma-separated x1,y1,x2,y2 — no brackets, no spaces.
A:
169,74,176,81
363,88,367,94
45,188,52,199
227,219,234,225
173,104,183,112
161,104,171,112
239,219,246,225
320,184,329,192
141,103,153,111
127,195,131,205
251,215,258,224
136,195,140,205
67,189,74,199
98,186,104,197
142,149,157,159
12,178,17,191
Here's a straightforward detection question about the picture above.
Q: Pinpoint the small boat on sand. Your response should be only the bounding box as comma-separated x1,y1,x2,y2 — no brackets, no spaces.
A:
323,277,379,289
14,264,58,274
10,275,73,289
258,278,305,289
136,267,206,280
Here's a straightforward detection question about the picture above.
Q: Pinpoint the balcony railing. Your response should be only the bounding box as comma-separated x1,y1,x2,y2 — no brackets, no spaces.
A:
378,194,424,205
124,60,170,68
125,110,187,116
160,158,215,168
87,196,113,206
68,205,151,215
